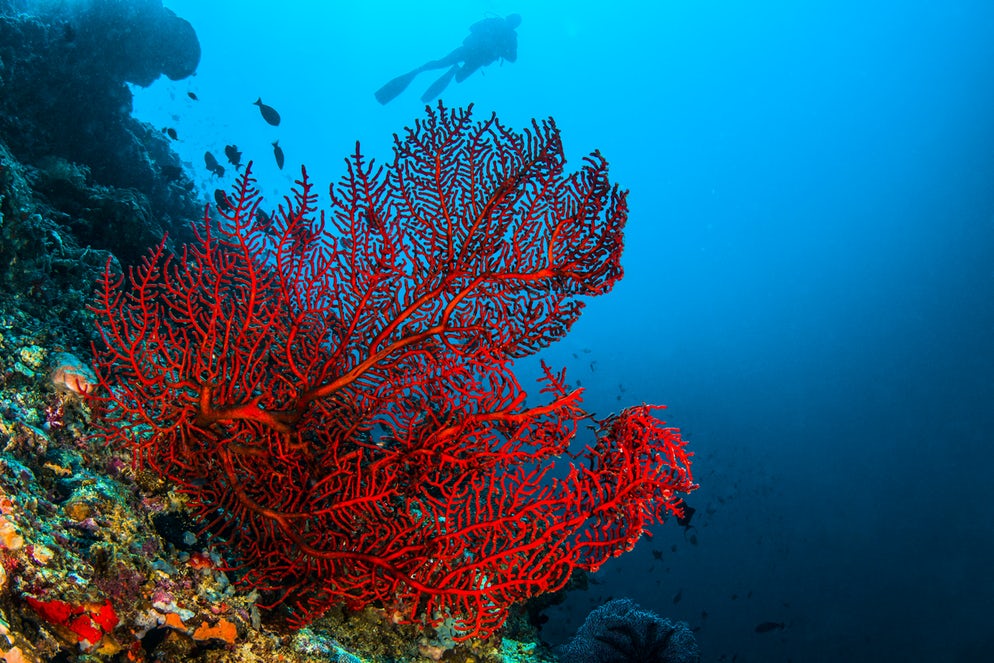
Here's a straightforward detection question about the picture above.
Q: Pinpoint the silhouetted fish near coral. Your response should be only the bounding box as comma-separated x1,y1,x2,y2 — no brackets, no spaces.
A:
255,209,273,231
755,621,785,633
676,501,696,529
204,151,224,177
224,144,242,171
187,91,198,100
272,140,285,170
677,503,699,544
214,189,232,213
253,97,281,126
672,588,682,604
162,127,178,140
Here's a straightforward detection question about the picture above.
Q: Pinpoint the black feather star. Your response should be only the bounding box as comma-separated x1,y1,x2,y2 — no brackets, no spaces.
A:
593,621,677,663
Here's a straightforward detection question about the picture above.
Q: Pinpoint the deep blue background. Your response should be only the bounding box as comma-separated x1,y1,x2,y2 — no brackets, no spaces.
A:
133,1,994,660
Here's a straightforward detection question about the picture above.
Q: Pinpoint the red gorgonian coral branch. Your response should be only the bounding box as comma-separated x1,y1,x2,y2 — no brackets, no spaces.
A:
89,103,696,639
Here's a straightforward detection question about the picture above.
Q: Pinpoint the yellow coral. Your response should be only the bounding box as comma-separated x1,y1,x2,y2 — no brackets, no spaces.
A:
18,345,46,370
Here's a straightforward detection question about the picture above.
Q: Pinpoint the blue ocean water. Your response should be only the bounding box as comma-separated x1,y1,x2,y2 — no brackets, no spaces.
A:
133,1,994,660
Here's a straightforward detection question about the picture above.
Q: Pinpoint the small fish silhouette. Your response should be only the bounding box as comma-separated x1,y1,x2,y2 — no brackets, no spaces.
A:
187,91,199,100
163,127,178,140
677,502,696,530
224,144,242,170
272,140,285,170
204,152,225,177
255,209,273,232
214,189,232,213
754,621,785,634
254,98,281,126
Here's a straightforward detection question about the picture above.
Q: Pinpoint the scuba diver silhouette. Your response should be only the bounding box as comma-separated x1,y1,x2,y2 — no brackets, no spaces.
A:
375,14,522,105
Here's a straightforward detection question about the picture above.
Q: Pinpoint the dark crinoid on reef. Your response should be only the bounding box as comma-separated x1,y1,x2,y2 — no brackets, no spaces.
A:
556,598,700,663
594,620,677,662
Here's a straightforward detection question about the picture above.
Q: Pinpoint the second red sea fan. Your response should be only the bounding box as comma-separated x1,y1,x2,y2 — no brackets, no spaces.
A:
89,103,697,639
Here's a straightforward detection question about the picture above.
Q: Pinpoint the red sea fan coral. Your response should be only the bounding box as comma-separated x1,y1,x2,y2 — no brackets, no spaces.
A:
89,103,696,639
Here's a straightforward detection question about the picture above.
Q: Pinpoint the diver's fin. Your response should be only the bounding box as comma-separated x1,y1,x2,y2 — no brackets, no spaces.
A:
374,69,420,105
420,66,458,103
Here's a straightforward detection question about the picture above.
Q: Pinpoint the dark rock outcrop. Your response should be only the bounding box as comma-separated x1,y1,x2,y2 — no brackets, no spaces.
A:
0,0,200,267
0,0,204,341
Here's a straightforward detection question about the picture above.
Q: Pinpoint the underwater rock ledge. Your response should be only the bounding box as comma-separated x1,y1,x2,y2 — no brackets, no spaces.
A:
0,0,200,272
